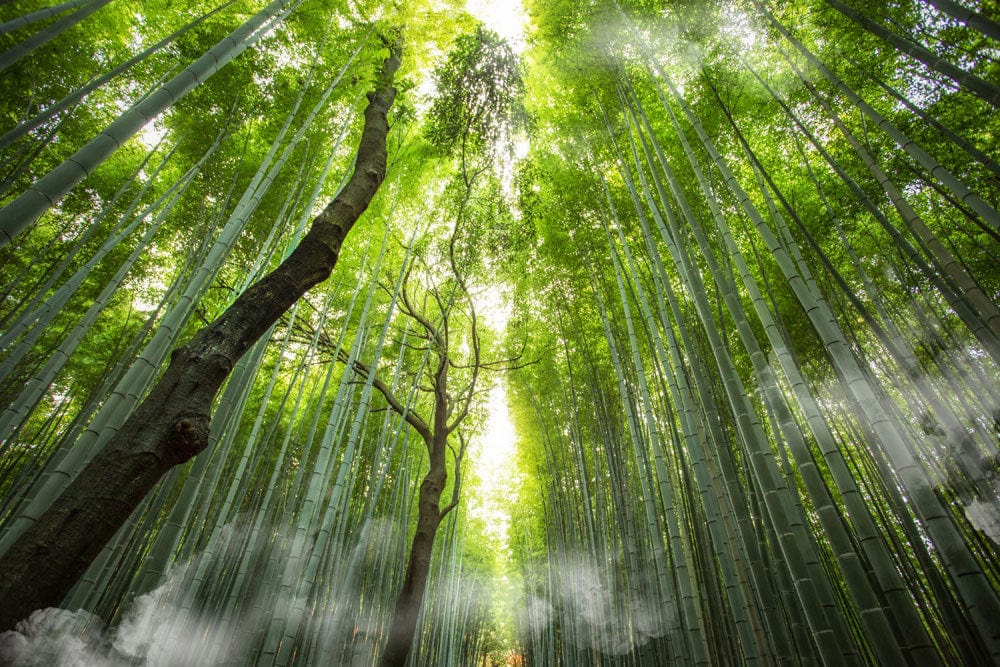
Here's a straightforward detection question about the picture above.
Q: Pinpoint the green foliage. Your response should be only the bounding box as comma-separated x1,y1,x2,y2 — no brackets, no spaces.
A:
2,0,1000,663
425,25,528,160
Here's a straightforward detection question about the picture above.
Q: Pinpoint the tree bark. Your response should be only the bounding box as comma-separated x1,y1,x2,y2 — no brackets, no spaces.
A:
0,40,402,632
378,330,459,666
378,461,446,666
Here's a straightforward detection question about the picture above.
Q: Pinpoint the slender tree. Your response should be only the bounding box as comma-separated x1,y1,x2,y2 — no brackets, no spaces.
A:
349,244,478,666
372,26,526,663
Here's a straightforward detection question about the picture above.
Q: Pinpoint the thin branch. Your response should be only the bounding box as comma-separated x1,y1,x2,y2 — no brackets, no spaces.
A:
449,355,537,371
337,350,432,442
440,431,469,518
401,270,445,349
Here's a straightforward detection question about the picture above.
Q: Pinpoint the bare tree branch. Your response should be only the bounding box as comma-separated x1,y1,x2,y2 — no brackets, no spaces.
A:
400,269,445,349
440,431,469,518
338,350,432,443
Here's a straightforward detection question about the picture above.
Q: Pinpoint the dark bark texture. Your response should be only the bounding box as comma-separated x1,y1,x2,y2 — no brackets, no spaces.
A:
378,361,454,667
368,262,481,666
0,41,402,632
378,461,446,666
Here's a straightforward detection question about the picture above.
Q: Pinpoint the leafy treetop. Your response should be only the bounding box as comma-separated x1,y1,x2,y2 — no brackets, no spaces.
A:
425,25,529,163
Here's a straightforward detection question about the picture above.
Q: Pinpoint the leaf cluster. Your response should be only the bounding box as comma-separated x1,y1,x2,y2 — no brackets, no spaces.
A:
425,25,529,160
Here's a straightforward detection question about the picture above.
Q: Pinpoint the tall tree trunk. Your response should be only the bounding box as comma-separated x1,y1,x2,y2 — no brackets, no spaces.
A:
0,0,115,73
378,370,452,667
926,0,1000,41
379,458,446,666
0,0,96,36
823,0,1000,108
0,0,234,151
0,40,402,632
0,0,295,247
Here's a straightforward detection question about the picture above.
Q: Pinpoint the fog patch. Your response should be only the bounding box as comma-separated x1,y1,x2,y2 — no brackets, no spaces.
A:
965,496,1000,544
0,516,407,666
0,609,109,666
520,550,670,657
111,561,242,665
0,561,247,666
806,346,999,546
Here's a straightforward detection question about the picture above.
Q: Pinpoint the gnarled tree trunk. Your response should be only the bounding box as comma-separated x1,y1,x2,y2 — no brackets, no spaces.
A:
378,426,451,667
0,40,402,632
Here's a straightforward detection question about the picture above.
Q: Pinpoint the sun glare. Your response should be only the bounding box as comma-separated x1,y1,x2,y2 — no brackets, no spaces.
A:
465,0,527,53
467,285,519,550
477,282,512,332
138,120,167,150
469,383,519,546
719,3,759,52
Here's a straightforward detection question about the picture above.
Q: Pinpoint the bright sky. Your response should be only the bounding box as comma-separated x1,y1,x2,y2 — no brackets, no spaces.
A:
461,1,526,553
476,282,512,331
465,0,527,53
461,0,528,578
468,382,519,546
463,0,528,555
468,277,517,550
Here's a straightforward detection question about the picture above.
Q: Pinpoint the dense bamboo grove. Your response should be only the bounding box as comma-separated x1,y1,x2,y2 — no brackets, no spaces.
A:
0,0,998,664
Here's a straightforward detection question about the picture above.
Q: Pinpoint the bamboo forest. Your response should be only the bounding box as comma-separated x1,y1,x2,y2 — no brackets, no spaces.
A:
1,0,1000,664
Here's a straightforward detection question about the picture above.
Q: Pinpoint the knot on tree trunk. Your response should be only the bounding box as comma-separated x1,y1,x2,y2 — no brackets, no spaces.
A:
169,416,209,465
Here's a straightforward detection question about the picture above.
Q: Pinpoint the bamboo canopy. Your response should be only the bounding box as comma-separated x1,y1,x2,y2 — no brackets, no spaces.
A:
0,0,998,664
